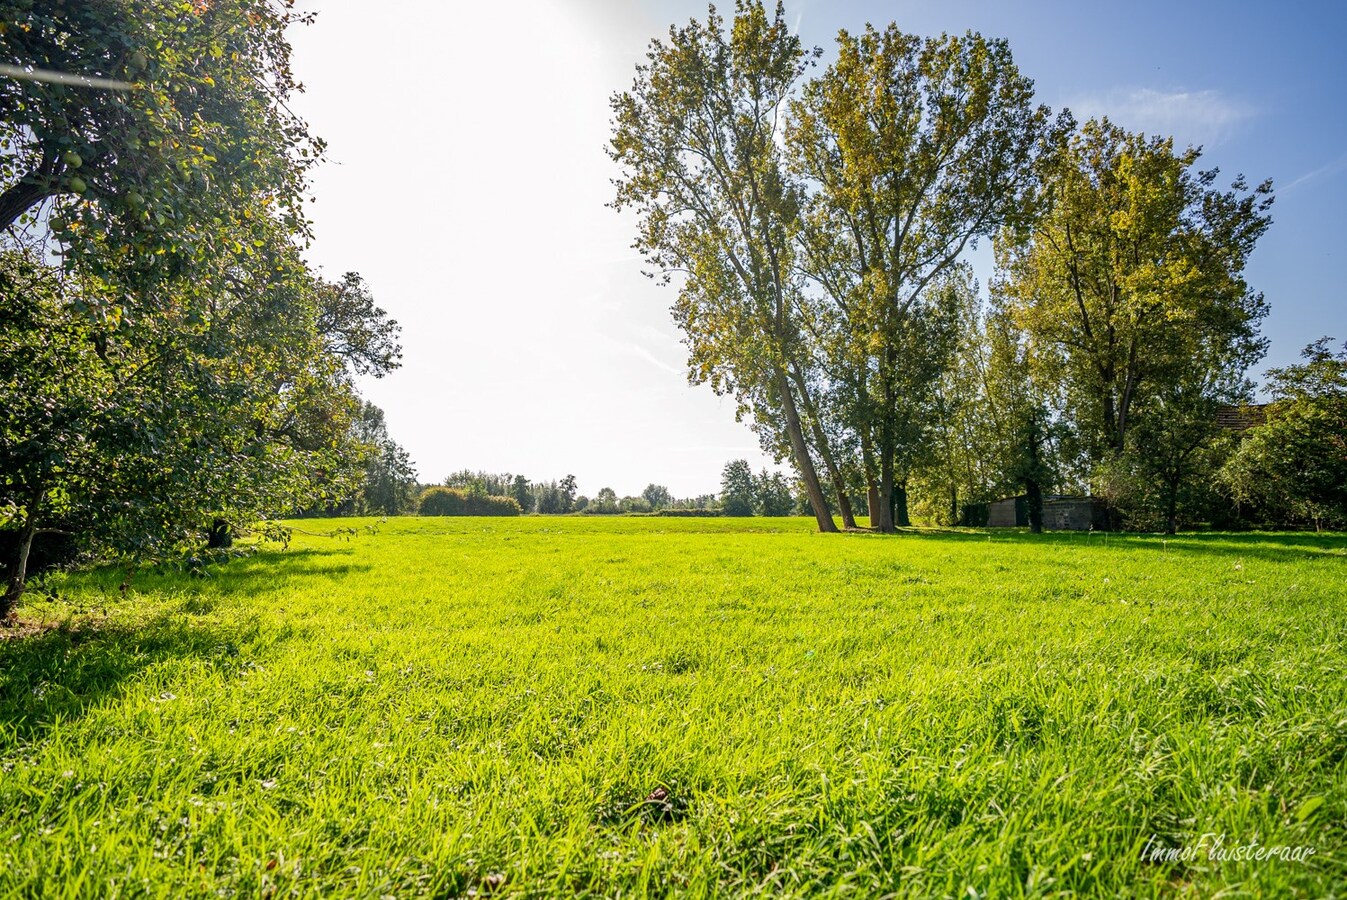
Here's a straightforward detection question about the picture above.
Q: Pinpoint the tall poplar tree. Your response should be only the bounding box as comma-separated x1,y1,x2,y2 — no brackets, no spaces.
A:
609,1,839,532
788,24,1052,531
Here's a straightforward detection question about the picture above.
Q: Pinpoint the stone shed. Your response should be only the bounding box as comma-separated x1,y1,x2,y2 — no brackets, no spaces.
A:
987,495,1109,531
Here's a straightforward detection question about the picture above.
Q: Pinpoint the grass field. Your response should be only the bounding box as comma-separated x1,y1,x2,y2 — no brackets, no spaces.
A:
1,517,1344,898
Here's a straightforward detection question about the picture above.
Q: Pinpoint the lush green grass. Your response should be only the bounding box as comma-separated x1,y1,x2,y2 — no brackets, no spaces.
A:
2,517,1344,898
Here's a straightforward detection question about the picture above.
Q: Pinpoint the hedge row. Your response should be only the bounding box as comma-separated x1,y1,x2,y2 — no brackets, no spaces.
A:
654,508,722,517
418,487,522,517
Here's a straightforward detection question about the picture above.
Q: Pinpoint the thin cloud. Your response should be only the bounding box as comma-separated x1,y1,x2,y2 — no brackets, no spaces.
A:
626,342,685,376
1066,87,1257,146
1283,152,1347,192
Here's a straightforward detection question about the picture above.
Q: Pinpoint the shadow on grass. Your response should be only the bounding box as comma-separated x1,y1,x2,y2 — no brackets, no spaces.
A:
0,610,265,745
64,547,373,600
960,528,1347,563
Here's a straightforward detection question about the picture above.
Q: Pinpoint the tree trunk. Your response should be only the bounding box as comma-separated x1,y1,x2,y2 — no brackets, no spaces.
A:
1026,477,1044,534
789,365,855,529
875,344,898,534
949,485,959,527
207,518,233,549
827,466,856,530
2,512,40,623
0,153,59,231
877,451,896,533
775,368,837,533
860,431,881,527
1165,476,1179,535
891,479,911,528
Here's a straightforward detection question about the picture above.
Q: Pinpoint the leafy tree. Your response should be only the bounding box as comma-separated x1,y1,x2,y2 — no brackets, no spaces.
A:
0,254,109,611
642,483,672,510
0,242,395,616
1220,339,1347,530
788,24,1051,532
511,475,534,513
620,496,653,513
720,459,756,516
315,273,401,377
996,118,1272,467
533,481,563,514
418,487,521,517
0,0,408,617
559,475,578,513
610,1,838,532
342,402,417,517
592,487,619,515
445,471,530,498
0,0,320,311
915,292,1025,526
754,469,794,516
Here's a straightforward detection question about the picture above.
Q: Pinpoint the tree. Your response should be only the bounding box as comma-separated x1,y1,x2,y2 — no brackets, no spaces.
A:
0,253,108,613
593,487,619,515
610,1,837,532
1220,339,1347,530
511,475,534,513
345,403,418,517
0,0,411,619
559,474,578,513
315,273,402,377
0,240,398,617
754,469,794,516
0,0,320,312
996,118,1272,469
642,483,672,510
720,459,756,516
788,24,1051,532
620,496,653,513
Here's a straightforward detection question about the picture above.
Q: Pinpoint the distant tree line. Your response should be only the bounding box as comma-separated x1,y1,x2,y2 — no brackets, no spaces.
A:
608,1,1342,534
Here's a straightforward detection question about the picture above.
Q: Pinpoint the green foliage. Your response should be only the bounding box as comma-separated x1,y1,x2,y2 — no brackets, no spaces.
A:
995,118,1271,464
789,25,1052,531
1,518,1344,895
417,487,521,518
588,488,619,515
609,1,838,531
619,496,653,514
753,469,795,516
510,475,534,514
719,459,756,516
641,484,672,510
0,2,403,612
331,403,417,517
1221,339,1347,529
0,0,320,302
0,243,396,615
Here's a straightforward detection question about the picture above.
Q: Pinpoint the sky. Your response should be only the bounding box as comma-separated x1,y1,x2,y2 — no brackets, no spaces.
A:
287,0,1346,499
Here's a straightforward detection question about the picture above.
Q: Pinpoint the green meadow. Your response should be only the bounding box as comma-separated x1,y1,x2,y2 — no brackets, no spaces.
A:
1,517,1344,898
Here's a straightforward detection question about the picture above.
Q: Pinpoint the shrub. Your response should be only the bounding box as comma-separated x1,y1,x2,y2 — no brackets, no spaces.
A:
655,508,722,517
417,487,521,517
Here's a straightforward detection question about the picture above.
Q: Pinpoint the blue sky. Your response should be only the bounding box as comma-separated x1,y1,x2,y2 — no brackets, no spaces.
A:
290,1,1345,496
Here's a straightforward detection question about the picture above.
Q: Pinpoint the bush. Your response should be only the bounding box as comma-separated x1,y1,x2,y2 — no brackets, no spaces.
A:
655,508,722,517
417,487,521,517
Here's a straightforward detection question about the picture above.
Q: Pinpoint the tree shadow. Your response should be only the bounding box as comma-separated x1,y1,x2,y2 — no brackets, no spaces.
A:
0,610,263,746
968,528,1347,563
58,547,373,600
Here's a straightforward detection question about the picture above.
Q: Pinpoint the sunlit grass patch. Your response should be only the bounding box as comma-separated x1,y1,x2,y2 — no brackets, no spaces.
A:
1,518,1343,896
